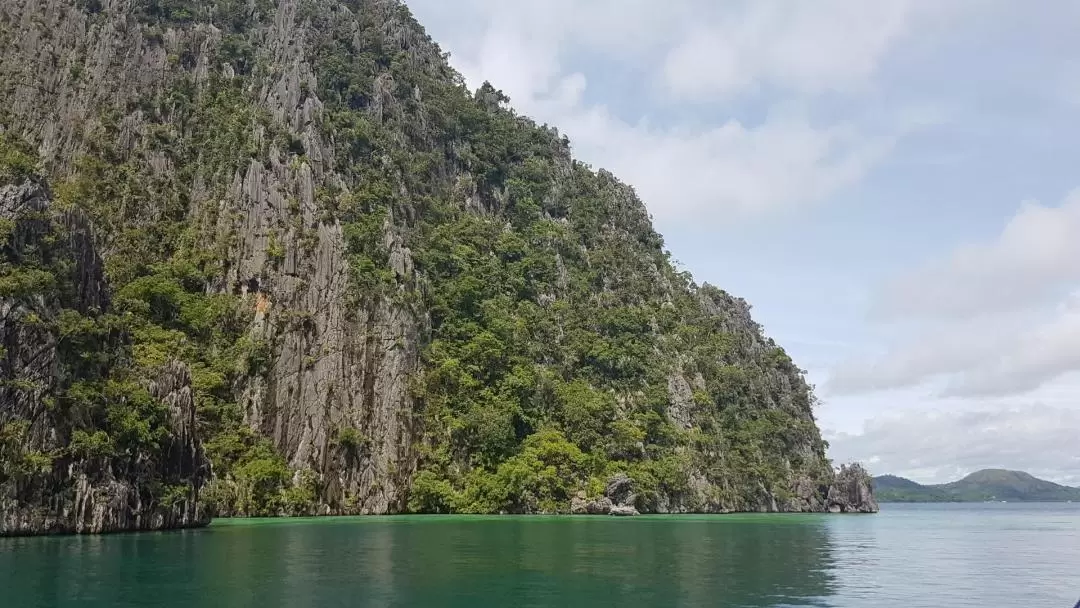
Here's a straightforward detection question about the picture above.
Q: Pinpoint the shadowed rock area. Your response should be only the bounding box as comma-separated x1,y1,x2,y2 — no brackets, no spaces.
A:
1,180,210,535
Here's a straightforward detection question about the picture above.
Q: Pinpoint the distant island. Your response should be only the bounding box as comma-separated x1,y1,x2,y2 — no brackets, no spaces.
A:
874,469,1080,502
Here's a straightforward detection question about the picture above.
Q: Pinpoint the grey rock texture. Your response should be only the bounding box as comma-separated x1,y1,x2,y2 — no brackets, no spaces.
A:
210,2,425,515
0,0,426,516
604,474,640,516
0,181,61,421
570,495,588,515
827,464,879,514
605,474,637,507
573,474,641,516
586,497,613,515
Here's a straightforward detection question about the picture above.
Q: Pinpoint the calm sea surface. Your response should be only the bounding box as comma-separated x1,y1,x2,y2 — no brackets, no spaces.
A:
2,503,1078,607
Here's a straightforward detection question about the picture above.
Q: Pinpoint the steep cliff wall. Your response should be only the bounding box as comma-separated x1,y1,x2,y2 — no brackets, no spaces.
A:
0,0,875,530
0,177,209,535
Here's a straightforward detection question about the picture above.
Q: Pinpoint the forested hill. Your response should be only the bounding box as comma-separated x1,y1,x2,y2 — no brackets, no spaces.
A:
0,0,875,535
874,470,1080,502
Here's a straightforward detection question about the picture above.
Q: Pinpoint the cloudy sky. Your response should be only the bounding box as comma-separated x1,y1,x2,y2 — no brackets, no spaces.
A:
403,0,1080,486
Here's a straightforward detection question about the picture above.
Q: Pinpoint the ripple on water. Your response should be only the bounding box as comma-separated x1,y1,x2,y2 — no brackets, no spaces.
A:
1,504,1078,607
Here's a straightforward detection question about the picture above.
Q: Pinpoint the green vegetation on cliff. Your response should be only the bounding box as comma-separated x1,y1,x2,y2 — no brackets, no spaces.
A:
1,0,873,527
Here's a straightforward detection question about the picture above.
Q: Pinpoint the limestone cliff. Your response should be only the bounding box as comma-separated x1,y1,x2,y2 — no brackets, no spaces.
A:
0,179,209,535
0,0,876,531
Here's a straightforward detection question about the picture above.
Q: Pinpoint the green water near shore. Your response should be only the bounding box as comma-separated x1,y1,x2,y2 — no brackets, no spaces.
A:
2,503,1078,607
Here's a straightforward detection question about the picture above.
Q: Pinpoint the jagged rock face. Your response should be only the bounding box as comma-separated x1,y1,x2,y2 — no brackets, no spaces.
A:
587,498,613,515
827,464,879,514
0,182,58,424
605,474,637,510
571,474,641,516
0,181,210,535
224,154,422,514
2,0,427,516
605,474,640,516
209,3,425,514
0,0,877,518
150,360,212,523
0,361,211,536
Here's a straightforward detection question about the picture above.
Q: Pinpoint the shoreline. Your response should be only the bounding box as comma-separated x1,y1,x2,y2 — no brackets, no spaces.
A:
1,510,879,538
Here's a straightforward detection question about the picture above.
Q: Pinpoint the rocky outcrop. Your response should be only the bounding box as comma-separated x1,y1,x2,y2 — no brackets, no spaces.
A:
610,505,639,517
827,464,879,513
604,474,639,515
0,180,210,535
570,495,588,514
587,498,614,515
572,474,641,516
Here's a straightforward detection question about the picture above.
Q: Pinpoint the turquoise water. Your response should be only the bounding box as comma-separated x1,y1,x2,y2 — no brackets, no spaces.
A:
2,503,1078,607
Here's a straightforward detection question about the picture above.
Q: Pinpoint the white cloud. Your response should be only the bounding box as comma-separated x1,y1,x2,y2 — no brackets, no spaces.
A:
942,293,1080,397
404,0,932,221
826,404,1080,486
830,190,1080,397
661,1,922,101
873,189,1080,320
534,101,895,221
413,0,963,100
829,294,1080,397
826,317,1010,396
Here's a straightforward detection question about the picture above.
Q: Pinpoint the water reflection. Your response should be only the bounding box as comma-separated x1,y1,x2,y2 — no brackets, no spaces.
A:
0,516,837,608
661,518,837,607
5,505,1080,607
